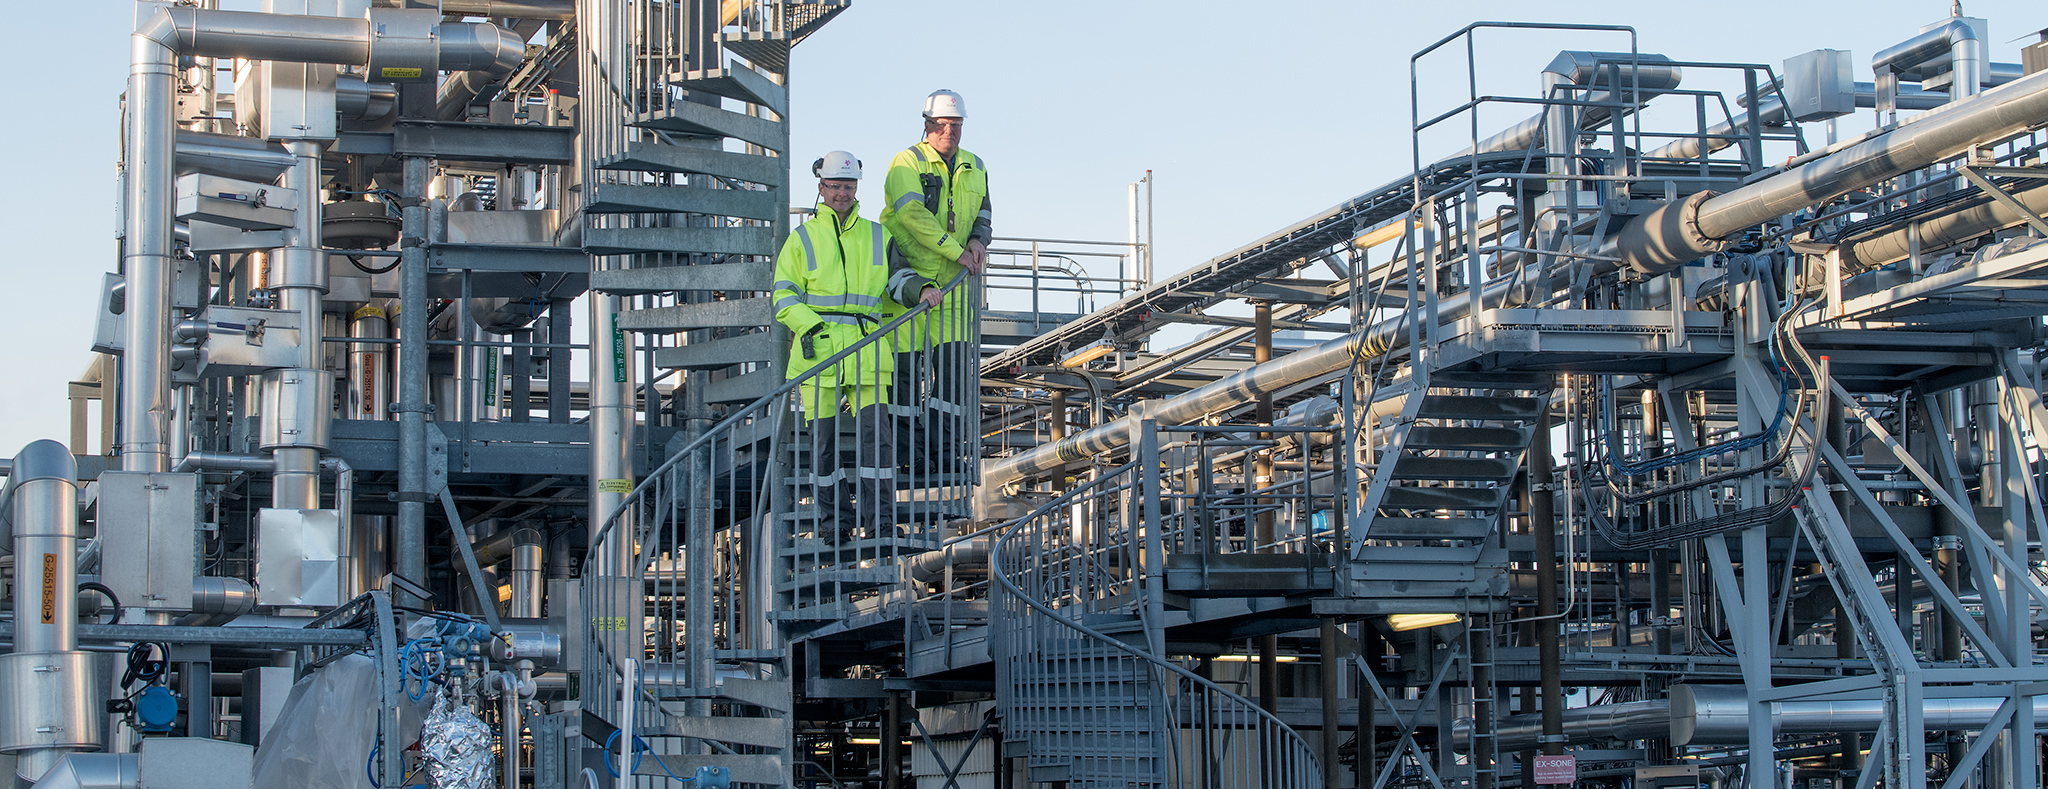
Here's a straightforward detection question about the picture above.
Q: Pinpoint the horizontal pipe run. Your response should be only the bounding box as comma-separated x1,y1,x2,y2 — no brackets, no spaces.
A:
0,623,370,649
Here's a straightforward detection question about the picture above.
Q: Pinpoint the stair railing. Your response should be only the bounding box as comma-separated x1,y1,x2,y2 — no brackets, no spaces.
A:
580,271,971,735
991,428,1324,788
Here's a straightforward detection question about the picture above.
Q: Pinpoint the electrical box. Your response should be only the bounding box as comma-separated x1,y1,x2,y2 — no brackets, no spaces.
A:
257,508,341,607
1782,49,1855,122
175,174,298,231
237,666,297,746
97,471,201,612
193,305,305,377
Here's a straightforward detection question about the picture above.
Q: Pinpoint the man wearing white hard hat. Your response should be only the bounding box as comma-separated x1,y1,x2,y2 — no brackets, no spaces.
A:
881,89,990,482
773,150,930,542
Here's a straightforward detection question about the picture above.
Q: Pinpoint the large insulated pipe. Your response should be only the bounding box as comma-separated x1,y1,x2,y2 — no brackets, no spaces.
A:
173,130,295,182
1672,684,2048,746
268,138,330,512
27,753,139,789
1451,700,1670,753
1611,65,2048,276
4,441,103,783
1838,180,2048,272
510,528,543,619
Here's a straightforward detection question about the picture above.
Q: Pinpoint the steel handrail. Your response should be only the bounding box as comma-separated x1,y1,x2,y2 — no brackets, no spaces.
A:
989,463,1324,785
581,269,974,556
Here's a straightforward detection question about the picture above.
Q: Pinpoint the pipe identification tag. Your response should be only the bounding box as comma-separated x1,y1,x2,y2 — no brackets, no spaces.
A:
381,67,424,79
40,553,56,624
597,479,633,493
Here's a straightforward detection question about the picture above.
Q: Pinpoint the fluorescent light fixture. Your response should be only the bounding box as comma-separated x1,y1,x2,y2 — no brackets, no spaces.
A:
1060,338,1116,368
1210,654,1300,663
1387,613,1463,631
1353,219,1417,251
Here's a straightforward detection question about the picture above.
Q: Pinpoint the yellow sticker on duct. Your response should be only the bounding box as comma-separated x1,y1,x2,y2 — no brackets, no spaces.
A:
597,479,633,493
381,67,424,79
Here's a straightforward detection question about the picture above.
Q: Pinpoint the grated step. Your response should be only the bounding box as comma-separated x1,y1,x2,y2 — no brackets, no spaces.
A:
1405,425,1531,451
1414,394,1544,421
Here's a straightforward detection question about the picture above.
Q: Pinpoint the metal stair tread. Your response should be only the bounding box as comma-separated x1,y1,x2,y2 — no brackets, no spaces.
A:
705,368,778,404
1363,516,1496,540
633,99,788,152
1404,424,1532,451
585,182,782,220
776,565,897,593
660,714,786,749
653,331,777,370
617,297,774,332
1414,394,1545,421
666,66,789,116
595,141,787,187
1389,455,1520,481
592,261,772,295
1378,484,1508,511
653,677,791,712
583,225,777,257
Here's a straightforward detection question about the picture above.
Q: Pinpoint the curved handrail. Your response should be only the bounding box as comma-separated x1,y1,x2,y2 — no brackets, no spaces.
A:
989,464,1325,786
581,269,973,564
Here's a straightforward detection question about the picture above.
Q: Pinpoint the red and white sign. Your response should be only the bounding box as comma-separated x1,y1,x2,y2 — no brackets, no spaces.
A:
1532,755,1578,785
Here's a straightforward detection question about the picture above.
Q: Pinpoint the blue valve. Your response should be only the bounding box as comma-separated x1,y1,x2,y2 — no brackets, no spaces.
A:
135,686,179,733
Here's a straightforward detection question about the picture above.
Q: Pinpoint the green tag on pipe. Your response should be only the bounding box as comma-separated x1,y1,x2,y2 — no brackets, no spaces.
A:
611,311,627,384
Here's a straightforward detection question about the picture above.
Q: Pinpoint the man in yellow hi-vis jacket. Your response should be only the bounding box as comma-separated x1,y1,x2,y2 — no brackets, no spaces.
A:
881,89,989,477
774,151,932,541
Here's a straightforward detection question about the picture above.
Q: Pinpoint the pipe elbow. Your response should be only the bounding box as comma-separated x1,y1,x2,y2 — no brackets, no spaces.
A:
134,7,189,53
438,22,526,76
12,440,77,485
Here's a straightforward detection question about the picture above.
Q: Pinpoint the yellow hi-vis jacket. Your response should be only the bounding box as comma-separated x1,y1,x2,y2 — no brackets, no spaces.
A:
880,141,990,348
773,201,928,388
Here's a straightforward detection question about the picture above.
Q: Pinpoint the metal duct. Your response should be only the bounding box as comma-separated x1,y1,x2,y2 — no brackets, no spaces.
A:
1450,700,1670,753
1873,19,1984,94
906,537,991,583
26,754,139,789
1610,65,2048,275
1671,684,2048,745
337,76,398,123
1838,180,2048,272
173,130,295,181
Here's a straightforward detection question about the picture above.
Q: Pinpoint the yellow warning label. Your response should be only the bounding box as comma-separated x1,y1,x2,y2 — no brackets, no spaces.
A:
597,478,633,493
40,554,57,624
380,67,424,79
353,305,385,320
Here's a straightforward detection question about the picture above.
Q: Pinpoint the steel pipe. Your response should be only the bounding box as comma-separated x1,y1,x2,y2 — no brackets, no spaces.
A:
510,528,543,619
27,754,139,789
1672,684,2048,745
1839,179,2048,272
1610,65,2048,275
173,130,295,182
10,441,79,655
1451,700,1669,754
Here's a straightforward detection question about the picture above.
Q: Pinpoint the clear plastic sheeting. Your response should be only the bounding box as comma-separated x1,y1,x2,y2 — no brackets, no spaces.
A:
250,655,379,789
420,690,495,789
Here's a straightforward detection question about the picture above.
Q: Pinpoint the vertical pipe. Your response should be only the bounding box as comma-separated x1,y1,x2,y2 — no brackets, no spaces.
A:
1471,619,1495,789
350,307,391,421
123,31,176,473
1359,625,1380,789
882,692,903,789
1320,617,1342,789
396,156,431,607
1529,412,1563,755
1144,170,1154,285
272,140,329,511
499,686,521,789
1254,301,1278,716
13,441,79,654
511,528,542,619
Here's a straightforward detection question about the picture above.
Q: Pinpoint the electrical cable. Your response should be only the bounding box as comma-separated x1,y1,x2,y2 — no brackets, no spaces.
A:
349,254,402,275
602,728,690,782
78,581,121,625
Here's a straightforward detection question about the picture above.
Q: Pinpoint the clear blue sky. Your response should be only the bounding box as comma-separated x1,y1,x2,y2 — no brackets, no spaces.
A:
2,1,2039,457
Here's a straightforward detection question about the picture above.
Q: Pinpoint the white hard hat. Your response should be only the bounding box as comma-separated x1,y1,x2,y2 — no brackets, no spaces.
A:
922,89,966,120
812,150,861,180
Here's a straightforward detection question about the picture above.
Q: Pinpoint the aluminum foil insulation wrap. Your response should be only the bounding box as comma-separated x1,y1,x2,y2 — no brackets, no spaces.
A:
422,690,496,789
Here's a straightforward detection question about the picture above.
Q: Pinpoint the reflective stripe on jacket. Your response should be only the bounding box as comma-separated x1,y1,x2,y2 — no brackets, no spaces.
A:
881,142,989,348
773,201,921,386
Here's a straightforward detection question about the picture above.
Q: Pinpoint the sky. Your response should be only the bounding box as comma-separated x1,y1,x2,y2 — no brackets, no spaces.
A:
2,0,2042,457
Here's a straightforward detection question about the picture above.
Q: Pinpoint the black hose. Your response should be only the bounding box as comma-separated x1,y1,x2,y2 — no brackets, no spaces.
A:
77,581,121,625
